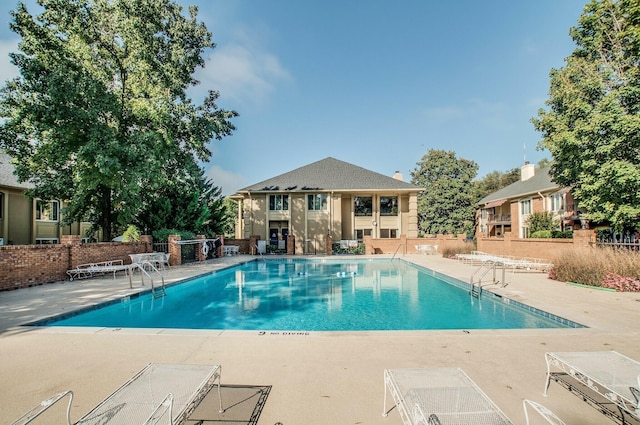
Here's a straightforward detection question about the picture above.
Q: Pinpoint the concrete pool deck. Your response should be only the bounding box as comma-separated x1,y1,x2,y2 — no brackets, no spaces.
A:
1,254,638,424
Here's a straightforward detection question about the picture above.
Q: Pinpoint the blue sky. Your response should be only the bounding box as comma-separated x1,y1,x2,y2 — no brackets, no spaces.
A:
0,1,587,195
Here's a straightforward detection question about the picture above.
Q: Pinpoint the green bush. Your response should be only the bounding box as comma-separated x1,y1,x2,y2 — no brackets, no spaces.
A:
530,230,552,238
526,211,558,234
552,230,573,239
122,225,140,242
152,228,196,242
332,242,365,255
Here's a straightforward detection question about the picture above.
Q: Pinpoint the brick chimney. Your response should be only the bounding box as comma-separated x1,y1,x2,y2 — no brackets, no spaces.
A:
393,171,403,181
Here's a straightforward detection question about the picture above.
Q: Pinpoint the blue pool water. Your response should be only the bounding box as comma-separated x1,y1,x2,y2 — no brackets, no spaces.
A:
38,259,583,331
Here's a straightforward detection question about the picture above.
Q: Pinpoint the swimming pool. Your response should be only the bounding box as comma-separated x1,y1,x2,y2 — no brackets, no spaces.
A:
36,259,583,331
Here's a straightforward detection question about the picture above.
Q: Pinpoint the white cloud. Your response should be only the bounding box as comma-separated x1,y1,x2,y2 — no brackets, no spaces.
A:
206,164,248,196
196,25,291,106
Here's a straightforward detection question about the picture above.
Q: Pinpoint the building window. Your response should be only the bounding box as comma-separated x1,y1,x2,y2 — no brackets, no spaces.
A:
269,194,289,211
36,200,59,221
355,228,372,241
520,199,531,215
521,227,530,239
354,196,372,216
0,192,3,219
307,194,327,211
380,196,398,216
550,193,564,211
380,228,398,238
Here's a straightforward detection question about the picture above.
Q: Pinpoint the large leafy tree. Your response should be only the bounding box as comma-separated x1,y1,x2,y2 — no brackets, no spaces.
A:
0,0,237,240
532,0,640,232
411,149,478,236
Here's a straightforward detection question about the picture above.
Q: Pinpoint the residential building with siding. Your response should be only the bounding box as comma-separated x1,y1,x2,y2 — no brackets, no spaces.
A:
231,157,422,254
0,152,93,245
476,162,580,239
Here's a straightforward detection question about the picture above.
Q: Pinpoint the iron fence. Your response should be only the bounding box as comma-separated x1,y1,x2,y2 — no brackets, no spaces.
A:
596,241,640,251
152,242,169,253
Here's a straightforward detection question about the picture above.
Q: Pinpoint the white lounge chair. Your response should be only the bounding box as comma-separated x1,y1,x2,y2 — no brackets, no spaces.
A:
11,363,223,425
544,351,640,423
383,368,565,425
383,368,512,425
66,260,132,281
523,399,567,425
130,253,171,270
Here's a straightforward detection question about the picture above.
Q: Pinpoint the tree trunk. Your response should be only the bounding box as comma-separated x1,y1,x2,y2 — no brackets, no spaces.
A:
98,185,113,242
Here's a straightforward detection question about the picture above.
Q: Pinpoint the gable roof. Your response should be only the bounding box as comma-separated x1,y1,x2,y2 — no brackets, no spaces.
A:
237,157,421,193
0,152,33,190
478,166,560,206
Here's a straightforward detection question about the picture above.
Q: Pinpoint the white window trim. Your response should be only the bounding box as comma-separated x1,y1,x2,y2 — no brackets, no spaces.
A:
307,193,328,211
269,194,289,211
36,199,60,222
519,199,532,238
520,199,532,215
549,193,565,212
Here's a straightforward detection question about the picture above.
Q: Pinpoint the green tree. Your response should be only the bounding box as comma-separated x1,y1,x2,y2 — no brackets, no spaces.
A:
410,149,478,236
218,197,238,238
0,0,237,240
473,167,520,201
137,160,226,236
474,159,550,202
532,0,640,232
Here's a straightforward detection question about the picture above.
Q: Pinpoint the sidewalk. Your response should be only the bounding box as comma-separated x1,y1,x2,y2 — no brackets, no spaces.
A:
1,254,638,424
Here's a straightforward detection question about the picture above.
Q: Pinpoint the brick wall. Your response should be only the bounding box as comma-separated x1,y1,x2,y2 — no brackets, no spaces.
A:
0,236,151,291
365,234,468,255
477,229,595,262
0,244,70,290
224,238,251,254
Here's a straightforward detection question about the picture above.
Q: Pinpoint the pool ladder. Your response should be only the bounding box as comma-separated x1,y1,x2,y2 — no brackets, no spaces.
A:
135,262,166,298
470,261,498,297
391,244,405,261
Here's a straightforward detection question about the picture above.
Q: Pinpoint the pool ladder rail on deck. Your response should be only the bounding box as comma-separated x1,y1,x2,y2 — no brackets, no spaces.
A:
391,244,405,261
252,244,264,256
469,261,501,297
133,262,166,298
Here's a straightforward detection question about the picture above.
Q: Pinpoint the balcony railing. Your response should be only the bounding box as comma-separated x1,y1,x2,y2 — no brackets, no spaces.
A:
487,214,511,223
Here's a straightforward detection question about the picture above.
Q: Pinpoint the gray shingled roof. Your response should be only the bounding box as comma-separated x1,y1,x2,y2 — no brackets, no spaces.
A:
238,157,421,193
478,166,559,205
0,152,33,190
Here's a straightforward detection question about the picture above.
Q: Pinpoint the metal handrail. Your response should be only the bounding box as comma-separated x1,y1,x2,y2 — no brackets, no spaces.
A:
470,262,497,297
391,244,405,261
134,262,166,297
